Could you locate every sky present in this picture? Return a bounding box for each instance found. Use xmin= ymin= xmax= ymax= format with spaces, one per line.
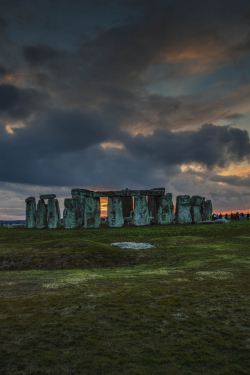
xmin=1 ymin=0 xmax=250 ymax=219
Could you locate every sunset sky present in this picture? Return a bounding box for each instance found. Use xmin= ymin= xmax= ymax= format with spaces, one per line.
xmin=1 ymin=0 xmax=250 ymax=219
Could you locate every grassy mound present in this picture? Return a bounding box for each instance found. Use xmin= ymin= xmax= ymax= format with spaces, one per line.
xmin=0 ymin=221 xmax=249 ymax=374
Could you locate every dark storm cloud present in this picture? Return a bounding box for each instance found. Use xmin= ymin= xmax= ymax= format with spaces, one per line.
xmin=0 ymin=16 xmax=9 ymax=32
xmin=0 ymin=84 xmax=49 ymax=121
xmin=0 ymin=65 xmax=10 ymax=77
xmin=23 ymin=45 xmax=59 ymax=67
xmin=0 ymin=0 xmax=250 ymax=215
xmin=124 ymin=124 xmax=250 ymax=169
xmin=223 ymin=113 xmax=246 ymax=121
xmin=0 ymin=108 xmax=117 ymax=185
xmin=210 ymin=173 xmax=250 ymax=187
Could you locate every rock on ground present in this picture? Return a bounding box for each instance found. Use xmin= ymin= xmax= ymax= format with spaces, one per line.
xmin=110 ymin=242 xmax=155 ymax=249
xmin=214 ymin=218 xmax=230 ymax=224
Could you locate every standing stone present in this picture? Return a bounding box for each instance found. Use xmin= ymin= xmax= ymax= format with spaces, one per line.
xmin=25 ymin=197 xmax=36 ymax=229
xmin=108 ymin=197 xmax=124 ymax=227
xmin=47 ymin=198 xmax=61 ymax=229
xmin=155 ymin=193 xmax=173 ymax=225
xmin=148 ymin=196 xmax=156 ymax=218
xmin=63 ymin=198 xmax=80 ymax=229
xmin=36 ymin=199 xmax=47 ymax=229
xmin=202 ymin=200 xmax=213 ymax=221
xmin=71 ymin=189 xmax=90 ymax=227
xmin=191 ymin=196 xmax=205 ymax=223
xmin=122 ymin=196 xmax=133 ymax=218
xmin=176 ymin=195 xmax=192 ymax=224
xmin=83 ymin=197 xmax=100 ymax=228
xmin=132 ymin=195 xmax=150 ymax=226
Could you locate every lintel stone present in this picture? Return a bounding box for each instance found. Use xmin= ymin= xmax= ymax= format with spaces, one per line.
xmin=92 ymin=188 xmax=165 ymax=198
xmin=40 ymin=194 xmax=56 ymax=200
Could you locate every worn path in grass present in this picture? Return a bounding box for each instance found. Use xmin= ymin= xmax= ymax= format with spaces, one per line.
xmin=0 ymin=222 xmax=249 ymax=374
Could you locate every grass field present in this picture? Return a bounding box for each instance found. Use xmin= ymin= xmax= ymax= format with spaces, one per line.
xmin=0 ymin=221 xmax=250 ymax=375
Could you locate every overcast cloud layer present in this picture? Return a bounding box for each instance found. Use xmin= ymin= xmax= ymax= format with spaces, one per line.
xmin=1 ymin=0 xmax=250 ymax=218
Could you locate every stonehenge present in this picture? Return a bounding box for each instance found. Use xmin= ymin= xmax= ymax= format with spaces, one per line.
xmin=25 ymin=188 xmax=213 ymax=229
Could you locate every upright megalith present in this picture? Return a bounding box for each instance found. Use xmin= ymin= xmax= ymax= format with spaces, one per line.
xmin=63 ymin=198 xmax=80 ymax=229
xmin=36 ymin=199 xmax=47 ymax=229
xmin=108 ymin=197 xmax=124 ymax=227
xmin=148 ymin=196 xmax=156 ymax=218
xmin=191 ymin=195 xmax=205 ymax=223
xmin=25 ymin=197 xmax=36 ymax=228
xmin=155 ymin=193 xmax=173 ymax=225
xmin=47 ymin=198 xmax=61 ymax=229
xmin=176 ymin=195 xmax=192 ymax=224
xmin=71 ymin=189 xmax=92 ymax=227
xmin=83 ymin=197 xmax=100 ymax=228
xmin=202 ymin=200 xmax=213 ymax=221
xmin=132 ymin=195 xmax=150 ymax=226
xmin=122 ymin=196 xmax=133 ymax=218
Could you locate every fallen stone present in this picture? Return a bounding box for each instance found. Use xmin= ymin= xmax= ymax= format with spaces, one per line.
xmin=8 ymin=223 xmax=25 ymax=228
xmin=40 ymin=194 xmax=56 ymax=200
xmin=214 ymin=218 xmax=230 ymax=224
xmin=110 ymin=242 xmax=155 ymax=249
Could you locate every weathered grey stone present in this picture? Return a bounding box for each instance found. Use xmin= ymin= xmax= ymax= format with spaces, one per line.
xmin=71 ymin=190 xmax=86 ymax=227
xmin=25 ymin=197 xmax=36 ymax=229
xmin=40 ymin=194 xmax=56 ymax=200
xmin=71 ymin=188 xmax=93 ymax=198
xmin=155 ymin=194 xmax=173 ymax=225
xmin=36 ymin=199 xmax=47 ymax=229
xmin=63 ymin=198 xmax=80 ymax=229
xmin=92 ymin=188 xmax=165 ymax=198
xmin=148 ymin=196 xmax=156 ymax=218
xmin=47 ymin=199 xmax=61 ymax=229
xmin=132 ymin=196 xmax=150 ymax=226
xmin=108 ymin=197 xmax=124 ymax=227
xmin=122 ymin=196 xmax=133 ymax=218
xmin=8 ymin=223 xmax=25 ymax=228
xmin=202 ymin=200 xmax=213 ymax=221
xmin=83 ymin=197 xmax=100 ymax=228
xmin=176 ymin=195 xmax=192 ymax=224
xmin=191 ymin=195 xmax=205 ymax=223
xmin=214 ymin=218 xmax=230 ymax=224
xmin=110 ymin=242 xmax=155 ymax=249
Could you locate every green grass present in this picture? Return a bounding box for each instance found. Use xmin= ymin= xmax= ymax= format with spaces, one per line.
xmin=0 ymin=221 xmax=250 ymax=374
